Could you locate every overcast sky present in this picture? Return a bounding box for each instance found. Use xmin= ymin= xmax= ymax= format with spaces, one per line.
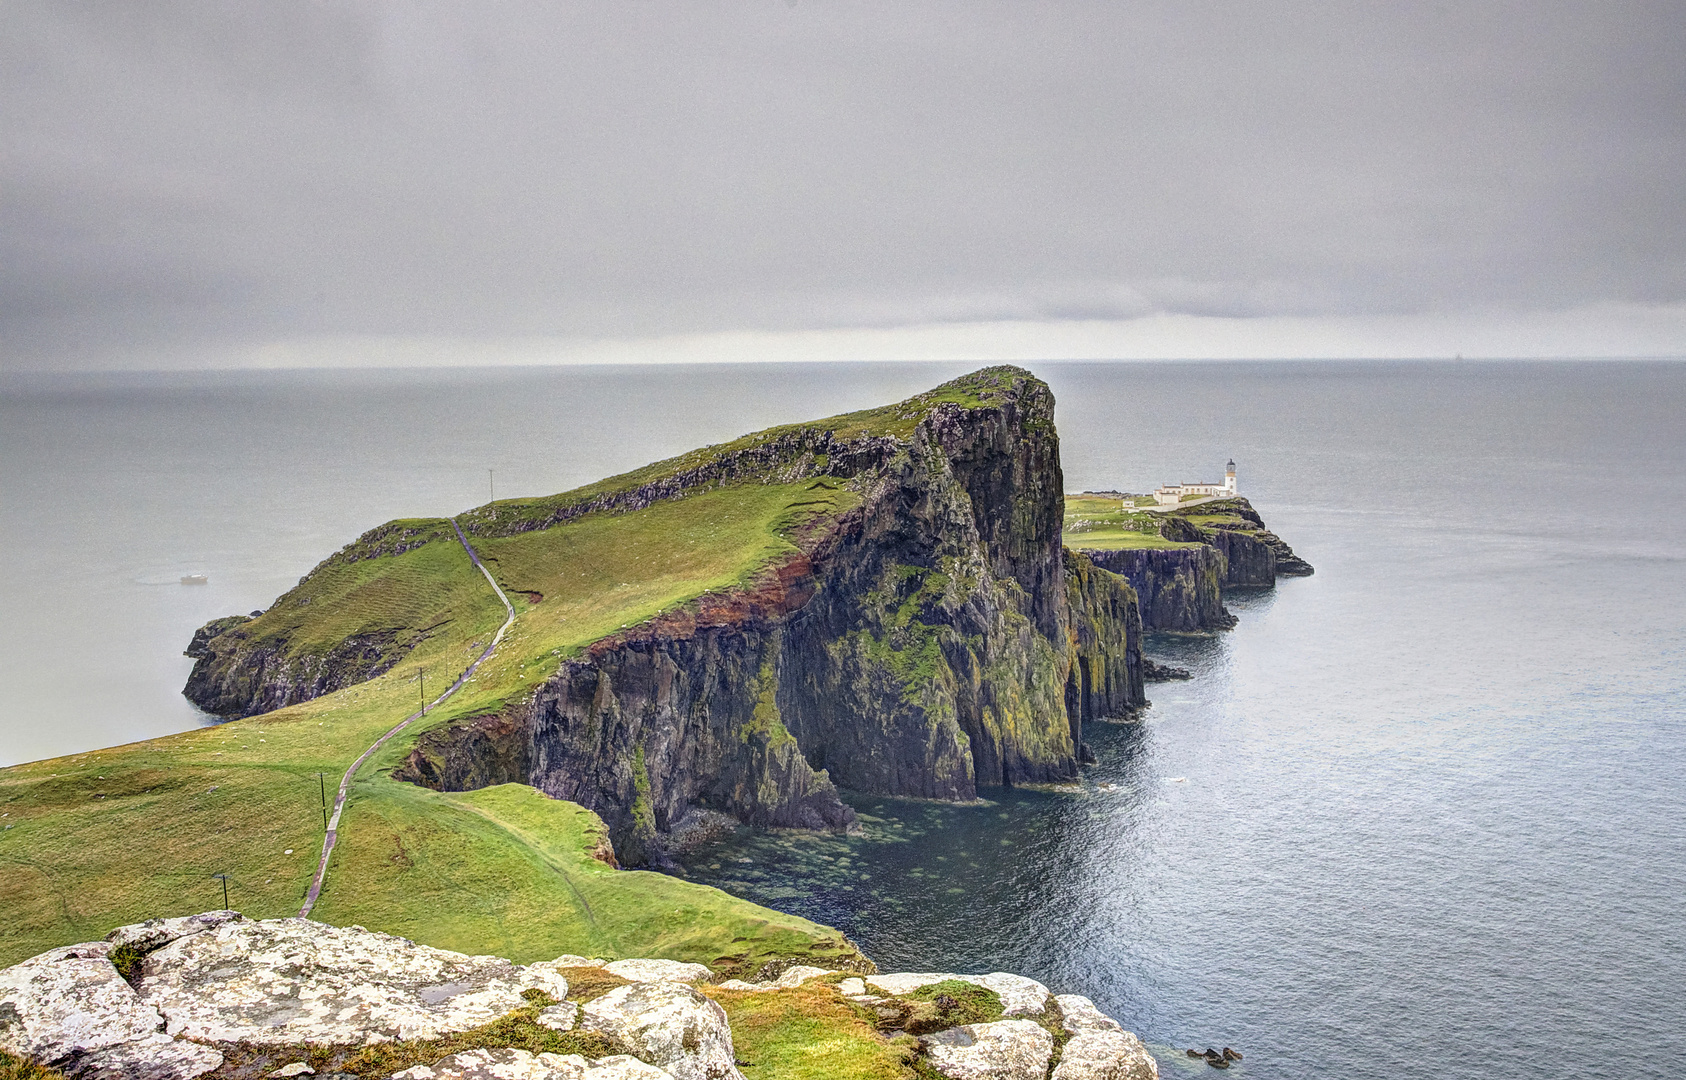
xmin=4 ymin=1 xmax=1684 ymax=369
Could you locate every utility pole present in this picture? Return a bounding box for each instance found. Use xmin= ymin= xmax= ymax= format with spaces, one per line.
xmin=488 ymin=469 xmax=495 ymax=521
xmin=417 ymin=668 xmax=426 ymax=715
xmin=213 ymin=873 xmax=229 ymax=910
xmin=318 ymin=773 xmax=328 ymax=832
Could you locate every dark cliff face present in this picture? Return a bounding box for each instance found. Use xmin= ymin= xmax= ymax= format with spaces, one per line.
xmin=1063 ymin=550 xmax=1145 ymax=726
xmin=397 ymin=369 xmax=1145 ymax=863
xmin=184 ymin=624 xmax=421 ymax=719
xmin=1073 ymin=497 xmax=1312 ymax=632
xmin=1082 ymin=547 xmax=1236 ymax=633
xmin=1206 ymin=528 xmax=1277 ymax=587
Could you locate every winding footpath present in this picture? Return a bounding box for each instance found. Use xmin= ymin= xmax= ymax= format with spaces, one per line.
xmin=299 ymin=518 xmax=517 ymax=919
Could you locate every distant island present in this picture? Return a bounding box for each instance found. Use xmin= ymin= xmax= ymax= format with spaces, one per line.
xmin=1 ymin=366 xmax=1303 ymax=1079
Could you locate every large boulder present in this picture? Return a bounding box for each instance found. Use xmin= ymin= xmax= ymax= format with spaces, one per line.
xmin=1051 ymin=1031 xmax=1159 ymax=1080
xmin=1051 ymin=995 xmax=1157 ymax=1080
xmin=580 ymin=981 xmax=743 ymax=1080
xmin=919 ymin=1018 xmax=1055 ymax=1080
xmin=0 ymin=943 xmax=222 ymax=1080
xmin=131 ymin=916 xmax=552 ymax=1044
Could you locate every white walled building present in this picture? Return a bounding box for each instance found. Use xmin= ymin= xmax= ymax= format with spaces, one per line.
xmin=1153 ymin=459 xmax=1237 ymax=505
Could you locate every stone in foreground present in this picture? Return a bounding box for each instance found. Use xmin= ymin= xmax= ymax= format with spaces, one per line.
xmin=919 ymin=1018 xmax=1055 ymax=1080
xmin=392 ymin=1048 xmax=670 ymax=1079
xmin=133 ymin=916 xmax=554 ymax=1044
xmin=0 ymin=942 xmax=223 ymax=1080
xmin=1052 ymin=1030 xmax=1159 ymax=1080
xmin=580 ymin=982 xmax=743 ymax=1080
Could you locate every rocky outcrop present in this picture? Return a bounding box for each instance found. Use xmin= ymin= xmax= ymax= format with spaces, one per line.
xmin=183 ymin=623 xmax=424 ymax=719
xmin=2 ymin=912 xmax=1156 ymax=1080
xmin=920 ymin=1019 xmax=1054 ymax=1080
xmin=1073 ymin=497 xmax=1311 ymax=631
xmin=1082 ymin=547 xmax=1234 ymax=634
xmin=1204 ymin=527 xmax=1276 ymax=587
xmin=396 ymin=369 xmax=1145 ymax=863
xmin=580 ymin=982 xmax=743 ymax=1080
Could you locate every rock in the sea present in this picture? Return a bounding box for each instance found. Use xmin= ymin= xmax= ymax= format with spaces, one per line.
xmin=601 ymin=958 xmax=712 ymax=985
xmin=0 ymin=943 xmax=223 ymax=1080
xmin=1052 ymin=1030 xmax=1159 ymax=1080
xmin=580 ymin=981 xmax=743 ymax=1080
xmin=867 ymin=972 xmax=1050 ymax=1017
xmin=132 ymin=916 xmax=539 ymax=1044
xmin=919 ymin=1018 xmax=1054 ymax=1080
xmin=391 ymin=1048 xmax=669 ymax=1080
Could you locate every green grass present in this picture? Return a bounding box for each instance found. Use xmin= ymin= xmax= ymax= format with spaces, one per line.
xmin=0 ymin=1052 xmax=65 ymax=1080
xmin=0 ymin=480 xmax=866 ymax=970
xmin=1061 ymin=494 xmax=1202 ymax=550
xmin=706 ymin=981 xmax=921 ymax=1080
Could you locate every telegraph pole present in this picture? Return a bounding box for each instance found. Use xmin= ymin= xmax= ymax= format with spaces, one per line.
xmin=488 ymin=469 xmax=495 ymax=521
xmin=318 ymin=772 xmax=328 ymax=832
xmin=417 ymin=668 xmax=427 ymax=715
xmin=213 ymin=873 xmax=229 ymax=910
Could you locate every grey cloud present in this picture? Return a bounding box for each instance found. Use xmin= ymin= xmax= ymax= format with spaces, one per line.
xmin=2 ymin=0 xmax=1683 ymax=363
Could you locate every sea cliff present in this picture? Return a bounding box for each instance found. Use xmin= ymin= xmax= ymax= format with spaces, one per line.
xmin=1068 ymin=496 xmax=1312 ymax=633
xmin=184 ymin=368 xmax=1146 ymax=864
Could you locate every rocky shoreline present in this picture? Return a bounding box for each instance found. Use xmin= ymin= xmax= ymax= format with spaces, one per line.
xmin=1 ymin=912 xmax=1158 ymax=1080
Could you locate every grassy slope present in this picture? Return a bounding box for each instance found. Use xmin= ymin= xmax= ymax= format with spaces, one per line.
xmin=0 ymin=370 xmax=1039 ymax=969
xmin=1061 ymin=493 xmax=1202 ymax=550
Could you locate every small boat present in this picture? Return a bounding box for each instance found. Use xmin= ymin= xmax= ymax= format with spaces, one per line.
xmin=180 ymin=574 xmax=208 ymax=586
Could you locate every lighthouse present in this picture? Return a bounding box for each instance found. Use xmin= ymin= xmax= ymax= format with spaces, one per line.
xmin=1224 ymin=459 xmax=1237 ymax=495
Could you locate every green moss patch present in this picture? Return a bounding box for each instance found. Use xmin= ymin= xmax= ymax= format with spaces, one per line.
xmin=707 ymin=983 xmax=920 ymax=1080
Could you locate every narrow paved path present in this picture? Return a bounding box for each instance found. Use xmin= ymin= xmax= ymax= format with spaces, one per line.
xmin=299 ymin=518 xmax=516 ymax=919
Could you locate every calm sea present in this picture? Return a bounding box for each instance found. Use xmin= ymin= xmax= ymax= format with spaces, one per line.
xmin=3 ymin=360 xmax=1683 ymax=1079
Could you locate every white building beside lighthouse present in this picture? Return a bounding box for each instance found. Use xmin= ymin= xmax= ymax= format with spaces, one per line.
xmin=1153 ymin=459 xmax=1238 ymax=505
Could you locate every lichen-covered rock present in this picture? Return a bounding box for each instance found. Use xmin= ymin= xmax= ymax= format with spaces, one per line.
xmin=579 ymin=982 xmax=743 ymax=1080
xmin=1054 ymin=993 xmax=1122 ymax=1033
xmin=919 ymin=1018 xmax=1054 ymax=1080
xmin=714 ymin=965 xmax=832 ymax=991
xmin=390 ymin=1048 xmax=669 ymax=1080
xmin=0 ymin=943 xmax=222 ymax=1080
xmin=106 ymin=910 xmax=245 ymax=956
xmin=536 ymin=1002 xmax=579 ymax=1031
xmin=866 ymin=972 xmax=1050 ymax=1017
xmin=133 ymin=918 xmax=536 ymax=1044
xmin=601 ymin=959 xmax=711 ymax=985
xmin=1051 ymin=1031 xmax=1158 ymax=1080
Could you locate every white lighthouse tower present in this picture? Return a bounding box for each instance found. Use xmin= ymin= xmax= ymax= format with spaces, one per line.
xmin=1224 ymin=459 xmax=1237 ymax=495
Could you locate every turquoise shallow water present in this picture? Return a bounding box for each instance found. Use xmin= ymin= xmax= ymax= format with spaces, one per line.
xmin=3 ymin=360 xmax=1683 ymax=1079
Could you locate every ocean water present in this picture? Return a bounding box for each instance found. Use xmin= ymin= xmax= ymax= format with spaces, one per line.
xmin=3 ymin=360 xmax=1684 ymax=1079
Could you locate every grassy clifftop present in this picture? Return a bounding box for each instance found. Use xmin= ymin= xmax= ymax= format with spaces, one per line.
xmin=0 ymin=368 xmax=1041 ymax=971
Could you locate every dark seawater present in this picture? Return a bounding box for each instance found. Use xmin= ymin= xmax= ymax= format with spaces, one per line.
xmin=3 ymin=360 xmax=1684 ymax=1079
